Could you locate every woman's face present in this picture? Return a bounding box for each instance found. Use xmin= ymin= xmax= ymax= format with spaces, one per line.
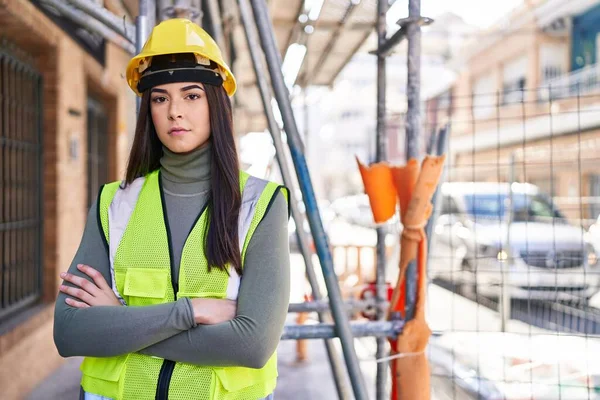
xmin=150 ymin=81 xmax=211 ymax=153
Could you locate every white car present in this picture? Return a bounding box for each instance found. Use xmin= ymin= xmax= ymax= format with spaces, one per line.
xmin=429 ymin=182 xmax=600 ymax=302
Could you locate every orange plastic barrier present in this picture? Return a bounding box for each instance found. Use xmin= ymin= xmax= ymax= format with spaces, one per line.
xmin=356 ymin=157 xmax=397 ymax=223
xmin=357 ymin=155 xmax=446 ymax=400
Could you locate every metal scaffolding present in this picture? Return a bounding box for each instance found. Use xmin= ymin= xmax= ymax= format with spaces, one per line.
xmin=235 ymin=0 xmax=351 ymax=397
xmin=374 ymin=0 xmax=389 ymax=397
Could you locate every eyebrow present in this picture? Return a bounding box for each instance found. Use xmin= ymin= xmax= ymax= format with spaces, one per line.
xmin=150 ymin=85 xmax=205 ymax=94
xmin=181 ymin=84 xmax=204 ymax=92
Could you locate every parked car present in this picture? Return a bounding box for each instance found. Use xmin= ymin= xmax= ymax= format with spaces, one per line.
xmin=429 ymin=182 xmax=600 ymax=301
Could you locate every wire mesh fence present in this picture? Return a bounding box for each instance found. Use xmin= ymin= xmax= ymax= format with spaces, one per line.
xmin=422 ymin=85 xmax=600 ymax=399
xmin=303 ymin=84 xmax=600 ymax=398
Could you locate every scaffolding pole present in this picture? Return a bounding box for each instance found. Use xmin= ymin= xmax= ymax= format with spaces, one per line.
xmin=67 ymin=0 xmax=136 ymax=43
xmin=136 ymin=0 xmax=149 ymax=54
xmin=236 ymin=0 xmax=351 ymax=398
xmin=157 ymin=0 xmax=171 ymax=21
xmin=375 ymin=0 xmax=389 ymax=399
xmin=40 ymin=0 xmax=135 ymax=54
xmin=147 ymin=0 xmax=156 ymax=36
xmin=288 ymin=299 xmax=375 ymax=314
xmin=135 ymin=0 xmax=149 ymax=113
xmin=247 ymin=0 xmax=369 ymax=398
xmin=204 ymin=0 xmax=226 ymax=54
xmin=282 ymin=321 xmax=404 ymax=340
xmin=404 ymin=0 xmax=422 ymax=323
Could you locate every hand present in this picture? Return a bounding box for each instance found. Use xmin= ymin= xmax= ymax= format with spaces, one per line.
xmin=59 ymin=264 xmax=122 ymax=308
xmin=191 ymin=298 xmax=237 ymax=325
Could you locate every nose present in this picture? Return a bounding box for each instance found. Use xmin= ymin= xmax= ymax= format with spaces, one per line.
xmin=168 ymin=99 xmax=183 ymax=120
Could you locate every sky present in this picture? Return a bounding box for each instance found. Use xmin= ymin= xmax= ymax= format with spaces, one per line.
xmin=387 ymin=0 xmax=526 ymax=29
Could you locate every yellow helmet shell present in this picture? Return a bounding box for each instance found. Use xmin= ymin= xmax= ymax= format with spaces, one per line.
xmin=126 ymin=18 xmax=237 ymax=97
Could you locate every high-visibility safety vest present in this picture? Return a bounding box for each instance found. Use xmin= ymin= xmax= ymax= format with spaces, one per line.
xmin=80 ymin=169 xmax=289 ymax=400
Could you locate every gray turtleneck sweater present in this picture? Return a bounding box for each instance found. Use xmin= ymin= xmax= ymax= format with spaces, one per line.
xmin=53 ymin=143 xmax=290 ymax=368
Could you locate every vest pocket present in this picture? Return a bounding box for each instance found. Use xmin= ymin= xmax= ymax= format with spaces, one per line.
xmin=80 ymin=354 xmax=130 ymax=399
xmin=123 ymin=268 xmax=169 ymax=306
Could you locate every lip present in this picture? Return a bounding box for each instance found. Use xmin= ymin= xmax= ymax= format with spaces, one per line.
xmin=169 ymin=127 xmax=189 ymax=136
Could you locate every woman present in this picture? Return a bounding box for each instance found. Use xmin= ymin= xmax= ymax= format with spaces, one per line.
xmin=53 ymin=18 xmax=290 ymax=400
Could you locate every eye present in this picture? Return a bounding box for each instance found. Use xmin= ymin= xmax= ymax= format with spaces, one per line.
xmin=186 ymin=93 xmax=201 ymax=100
xmin=151 ymin=96 xmax=167 ymax=103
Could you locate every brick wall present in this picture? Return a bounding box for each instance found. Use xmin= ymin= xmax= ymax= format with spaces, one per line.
xmin=0 ymin=1 xmax=133 ymax=397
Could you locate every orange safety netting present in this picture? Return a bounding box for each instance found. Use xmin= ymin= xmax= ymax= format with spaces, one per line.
xmin=357 ymin=155 xmax=446 ymax=400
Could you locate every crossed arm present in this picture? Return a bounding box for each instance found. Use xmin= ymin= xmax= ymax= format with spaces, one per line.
xmin=53 ymin=193 xmax=290 ymax=369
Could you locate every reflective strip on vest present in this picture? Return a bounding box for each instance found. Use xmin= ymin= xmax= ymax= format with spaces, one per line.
xmin=107 ymin=175 xmax=267 ymax=302
xmin=226 ymin=176 xmax=268 ymax=300
xmin=82 ymin=391 xmax=113 ymax=400
xmin=107 ymin=177 xmax=146 ymax=305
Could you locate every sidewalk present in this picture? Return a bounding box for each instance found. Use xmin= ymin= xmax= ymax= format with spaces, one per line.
xmin=27 ymin=338 xmax=378 ymax=400
xmin=27 ymin=357 xmax=82 ymax=400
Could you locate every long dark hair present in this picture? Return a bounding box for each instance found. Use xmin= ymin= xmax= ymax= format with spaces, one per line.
xmin=125 ymin=85 xmax=242 ymax=275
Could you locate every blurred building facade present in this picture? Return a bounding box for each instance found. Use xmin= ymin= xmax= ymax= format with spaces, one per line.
xmin=427 ymin=0 xmax=600 ymax=222
xmin=0 ymin=0 xmax=135 ymax=396
xmin=298 ymin=12 xmax=473 ymax=202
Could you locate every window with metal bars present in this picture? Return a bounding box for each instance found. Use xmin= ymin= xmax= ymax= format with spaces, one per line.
xmin=86 ymin=96 xmax=109 ymax=209
xmin=0 ymin=40 xmax=43 ymax=322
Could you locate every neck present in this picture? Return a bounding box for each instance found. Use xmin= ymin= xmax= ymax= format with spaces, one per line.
xmin=160 ymin=141 xmax=212 ymax=189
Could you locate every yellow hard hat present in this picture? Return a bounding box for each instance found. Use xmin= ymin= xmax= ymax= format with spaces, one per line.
xmin=126 ymin=18 xmax=237 ymax=97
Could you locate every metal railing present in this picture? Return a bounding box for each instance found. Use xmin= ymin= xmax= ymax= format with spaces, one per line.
xmin=0 ymin=39 xmax=44 ymax=322
xmin=538 ymin=63 xmax=600 ymax=101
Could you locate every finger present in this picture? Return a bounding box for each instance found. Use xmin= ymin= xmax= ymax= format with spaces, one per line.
xmin=77 ymin=264 xmax=111 ymax=291
xmin=60 ymin=272 xmax=100 ymax=297
xmin=65 ymin=297 xmax=90 ymax=308
xmin=59 ymin=284 xmax=95 ymax=305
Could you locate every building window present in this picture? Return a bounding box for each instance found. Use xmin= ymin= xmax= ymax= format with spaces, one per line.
xmin=542 ymin=66 xmax=563 ymax=83
xmin=0 ymin=43 xmax=44 ymax=322
xmin=539 ymin=43 xmax=566 ymax=84
xmin=502 ymin=56 xmax=528 ymax=105
xmin=502 ymin=77 xmax=526 ymax=104
xmin=472 ymin=74 xmax=495 ymax=120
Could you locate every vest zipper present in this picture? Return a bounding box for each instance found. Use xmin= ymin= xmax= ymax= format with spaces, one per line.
xmin=156 ymin=360 xmax=176 ymax=400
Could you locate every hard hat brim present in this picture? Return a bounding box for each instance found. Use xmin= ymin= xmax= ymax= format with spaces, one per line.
xmin=126 ymin=50 xmax=237 ymax=97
